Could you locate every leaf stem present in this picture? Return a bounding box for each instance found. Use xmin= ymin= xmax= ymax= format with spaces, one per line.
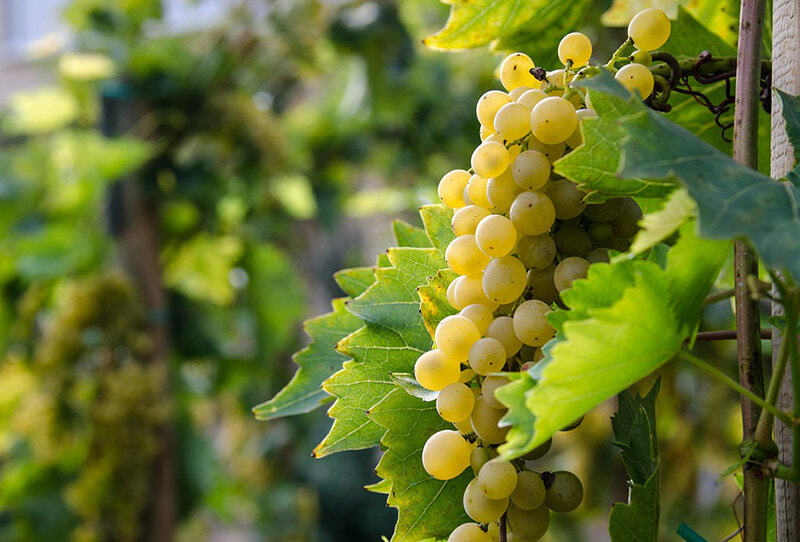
xmin=704 ymin=288 xmax=736 ymax=305
xmin=604 ymin=37 xmax=633 ymax=71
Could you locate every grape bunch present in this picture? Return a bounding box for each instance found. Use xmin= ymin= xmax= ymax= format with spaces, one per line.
xmin=414 ymin=9 xmax=671 ymax=542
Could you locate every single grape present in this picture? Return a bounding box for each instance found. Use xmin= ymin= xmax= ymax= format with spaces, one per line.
xmin=523 ymin=438 xmax=552 ymax=460
xmin=466 ymin=174 xmax=492 ymax=209
xmin=584 ymin=198 xmax=625 ymax=222
xmin=448 ymin=523 xmax=492 ymax=542
xmin=588 ymin=222 xmax=614 ymax=244
xmin=628 ymin=8 xmax=671 ymax=52
xmin=507 ymin=502 xmax=550 ymax=540
xmin=438 ymin=169 xmax=471 ymax=208
xmin=615 ymin=62 xmax=655 ymax=98
xmin=518 ymin=88 xmax=548 ymax=109
xmin=470 ymin=446 xmax=492 ymax=476
xmin=543 ymin=471 xmax=583 ymax=512
xmin=483 ymin=255 xmax=527 ymax=304
xmin=479 ymin=124 xmax=495 ymax=141
xmin=468 ymin=337 xmax=507 ymax=375
xmin=454 ymin=273 xmax=499 ymax=310
xmin=453 ymin=416 xmax=474 ymax=436
xmin=422 ymin=430 xmax=472 ymax=480
xmin=471 ymin=396 xmax=509 ymax=445
xmin=586 ymin=247 xmax=610 ymax=263
xmin=475 ymin=214 xmax=517 ymax=258
xmin=486 ymin=169 xmax=522 ymax=214
xmin=528 ymin=136 xmax=566 ymax=162
xmin=478 ymin=458 xmax=518 ymax=499
xmin=437 ymin=382 xmax=476 ymax=423
xmin=510 ymin=471 xmax=546 ymax=510
xmin=516 ymin=234 xmax=556 ymax=270
xmin=415 ymin=349 xmax=460 ymax=391
xmin=632 ymin=49 xmax=652 ymax=65
xmin=512 ymin=150 xmax=550 ymax=191
xmin=510 ymin=191 xmax=556 ymax=236
xmin=546 ymin=69 xmax=567 ymax=87
xmin=509 ymin=85 xmax=532 ymax=101
xmin=452 ymin=205 xmax=491 ymax=236
xmin=553 ymin=224 xmax=592 ymax=257
xmin=460 ymin=303 xmax=494 ymax=335
xmin=472 ymin=141 xmax=511 ymax=179
xmin=554 ymin=257 xmax=590 ymax=292
xmin=482 ymin=375 xmax=510 ymax=409
xmin=499 ymin=52 xmax=539 ymax=91
xmin=447 ymin=276 xmax=462 ymax=309
xmin=463 ymin=478 xmax=509 ymax=524
xmin=513 ymin=300 xmax=555 ymax=347
xmin=486 ymin=316 xmax=523 ymax=357
xmin=565 ymin=108 xmax=597 ymax=148
xmin=527 ymin=265 xmax=560 ymax=305
xmin=459 ymin=368 xmax=477 ymax=383
xmin=436 ymin=315 xmax=481 ymax=363
xmin=476 ymin=90 xmax=512 ymax=127
xmin=446 ymin=235 xmax=490 ymax=276
xmin=494 ymin=102 xmax=532 ymax=141
xmin=547 ymin=179 xmax=586 ymax=219
xmin=611 ymin=199 xmax=642 ymax=238
xmin=530 ymin=97 xmax=578 ymax=144
xmin=558 ymin=32 xmax=592 ymax=67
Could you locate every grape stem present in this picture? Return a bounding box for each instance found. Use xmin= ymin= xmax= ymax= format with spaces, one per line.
xmin=499 ymin=513 xmax=507 ymax=542
xmin=604 ymin=37 xmax=633 ymax=71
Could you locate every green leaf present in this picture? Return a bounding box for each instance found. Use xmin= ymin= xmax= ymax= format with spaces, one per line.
xmin=3 ymin=87 xmax=79 ymax=135
xmin=662 ymin=7 xmax=735 ymax=58
xmin=609 ymin=471 xmax=660 ymax=542
xmin=420 ymin=204 xmax=454 ymax=257
xmin=610 ymin=381 xmax=660 ymax=485
xmin=391 ymin=373 xmax=438 ymax=402
xmin=393 ymin=219 xmax=432 ymax=248
xmin=630 ymin=189 xmax=696 ymax=254
xmin=364 ymin=478 xmax=392 ymax=494
xmin=419 ymin=269 xmax=458 ymax=339
xmin=778 ymin=90 xmax=800 ymax=184
xmin=335 ymin=266 xmax=379 ymax=298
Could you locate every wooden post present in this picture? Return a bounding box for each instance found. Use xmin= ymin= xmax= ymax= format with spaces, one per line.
xmin=771 ymin=1 xmax=800 ymax=540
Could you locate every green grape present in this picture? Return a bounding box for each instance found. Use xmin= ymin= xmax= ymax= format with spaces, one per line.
xmin=446 ymin=234 xmax=490 ymax=276
xmin=475 ymin=214 xmax=517 ymax=258
xmin=453 ymin=205 xmax=491 ymax=236
xmin=526 ymin=265 xmax=560 ymax=305
xmin=523 ymin=438 xmax=552 ymax=460
xmin=422 ymin=430 xmax=472 ymax=480
xmin=454 ymin=273 xmax=499 ymax=311
xmin=437 ymin=382 xmax=476 ymax=423
xmin=565 ymin=108 xmax=597 ymax=148
xmin=512 ymin=150 xmax=550 ymax=191
xmin=554 ymin=257 xmax=590 ymax=292
xmin=472 ymin=141 xmax=511 ymax=179
xmin=558 ymin=32 xmax=592 ymax=67
xmin=611 ymin=199 xmax=642 ymax=238
xmin=587 ymin=222 xmax=614 ymax=244
xmin=510 ymin=191 xmax=556 ymax=236
xmin=553 ymin=224 xmax=592 ymax=257
xmin=447 ymin=276 xmax=462 ymax=309
xmin=543 ymin=471 xmax=583 ymax=512
xmin=415 ymin=349 xmax=460 ymax=391
xmin=499 ymin=52 xmax=539 ymax=91
xmin=628 ymin=8 xmax=671 ymax=52
xmin=471 ymin=446 xmax=492 ymax=475
xmin=483 ymin=255 xmax=527 ymax=304
xmin=480 ymin=124 xmax=496 ymax=141
xmin=436 ymin=315 xmax=482 ymax=363
xmin=463 ymin=478 xmax=509 ymax=524
xmin=530 ymin=97 xmax=577 ymax=145
xmin=454 ymin=415 xmax=475 ymax=435
xmin=494 ymin=102 xmax=532 ymax=141
xmin=510 ymin=471 xmax=546 ymax=510
xmin=467 ymin=174 xmax=492 ymax=209
xmin=583 ymin=198 xmax=625 ymax=222
xmin=527 ymin=136 xmax=566 ymax=162
xmin=586 ymin=247 xmax=610 ymax=263
xmin=439 ymin=169 xmax=471 ymax=208
xmin=518 ymin=89 xmax=548 ymax=109
xmin=468 ymin=337 xmax=507 ymax=375
xmin=616 ymin=62 xmax=655 ymax=98
xmin=478 ymin=458 xmax=518 ymax=499
xmin=471 ymin=396 xmax=509 ymax=444
xmin=547 ymin=179 xmax=586 ymax=219
xmin=482 ymin=375 xmax=510 ymax=409
xmin=516 ymin=234 xmax=556 ymax=270
xmin=513 ymin=300 xmax=555 ymax=347
xmin=463 ymin=186 xmax=474 ymax=206
xmin=632 ymin=49 xmax=652 ymax=65
xmin=486 ymin=316 xmax=523 ymax=357
xmin=546 ymin=69 xmax=567 ymax=87
xmin=476 ymin=90 xmax=512 ymax=127
xmin=460 ymin=303 xmax=495 ymax=335
xmin=448 ymin=523 xmax=492 ymax=542
xmin=509 ymin=85 xmax=532 ymax=100
xmin=487 ymin=169 xmax=522 ymax=214
xmin=460 ymin=368 xmax=477 ymax=383
xmin=507 ymin=502 xmax=550 ymax=540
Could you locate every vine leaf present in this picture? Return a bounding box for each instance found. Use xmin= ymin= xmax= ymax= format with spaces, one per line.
xmin=609 ymin=472 xmax=660 ymax=542
xmin=629 ymin=189 xmax=696 ymax=254
xmin=778 ymin=89 xmax=800 ymax=185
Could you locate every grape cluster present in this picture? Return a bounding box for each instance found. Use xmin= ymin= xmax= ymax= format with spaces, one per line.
xmin=416 ymin=10 xmax=671 ymax=541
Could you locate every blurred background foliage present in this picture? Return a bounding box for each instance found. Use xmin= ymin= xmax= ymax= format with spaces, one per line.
xmin=0 ymin=0 xmax=751 ymax=540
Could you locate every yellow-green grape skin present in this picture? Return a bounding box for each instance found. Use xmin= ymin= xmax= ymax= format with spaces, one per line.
xmin=447 ymin=523 xmax=492 ymax=542
xmin=478 ymin=459 xmax=518 ymax=499
xmin=452 ymin=205 xmax=492 ymax=236
xmin=483 ymin=255 xmax=527 ymax=305
xmin=454 ymin=273 xmax=499 ymax=311
xmin=422 ymin=430 xmax=472 ymax=480
xmin=436 ymin=315 xmax=482 ymax=363
xmin=438 ymin=169 xmax=471 ymax=209
xmin=553 ymin=224 xmax=592 ymax=257
xmin=510 ymin=471 xmax=547 ymax=510
xmin=471 ymin=396 xmax=509 ymax=445
xmin=453 ymin=416 xmax=475 ymax=435
xmin=544 ymin=471 xmax=584 ymax=512
xmin=611 ymin=199 xmax=642 ymax=238
xmin=415 ymin=349 xmax=460 ymax=391
xmin=499 ymin=52 xmax=539 ymax=91
xmin=475 ymin=214 xmax=517 ymax=258
xmin=476 ymin=90 xmax=512 ymax=127
xmin=517 ymin=234 xmax=556 ymax=270
xmin=507 ymin=502 xmax=550 ymax=540
xmin=437 ymin=382 xmax=476 ymax=423
xmin=546 ymin=69 xmax=567 ymax=87
xmin=524 ymin=438 xmax=552 ymax=460
xmin=472 ymin=141 xmax=511 ymax=179
xmin=588 ymin=222 xmax=614 ymax=245
xmin=509 ymin=85 xmax=532 ymax=100
xmin=530 ymin=97 xmax=578 ymax=144
xmin=512 ymin=150 xmax=550 ymax=191
xmin=459 ymin=368 xmax=477 ymax=384
xmin=518 ymin=89 xmax=548 ymax=110
xmin=470 ymin=447 xmax=491 ymax=476
xmin=558 ymin=32 xmax=592 ymax=67
xmin=463 ymin=478 xmax=509 ymax=524
xmin=565 ymin=108 xmax=597 ymax=148
xmin=510 ymin=191 xmax=557 ymax=236
xmin=628 ymin=8 xmax=671 ymax=52
xmin=468 ymin=337 xmax=507 ymax=375
xmin=486 ymin=170 xmax=522 ymax=214
xmin=460 ymin=303 xmax=494 ymax=335
xmin=547 ymin=179 xmax=586 ymax=219
xmin=527 ymin=265 xmax=560 ymax=304
xmin=447 ymin=276 xmax=462 ymax=309
xmin=446 ymin=235 xmax=490 ymax=276
xmin=486 ymin=316 xmax=522 ymax=357
xmin=554 ymin=256 xmax=590 ymax=292
xmin=513 ymin=300 xmax=555 ymax=347
xmin=616 ymin=62 xmax=655 ymax=98
xmin=482 ymin=375 xmax=510 ymax=409
xmin=467 ymin=174 xmax=492 ymax=209
xmin=479 ymin=124 xmax=495 ymax=141
xmin=587 ymin=247 xmax=610 ymax=263
xmin=494 ymin=102 xmax=532 ymax=141
xmin=632 ymin=49 xmax=652 ymax=65
xmin=528 ymin=136 xmax=566 ymax=162
xmin=584 ymin=197 xmax=625 ymax=222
